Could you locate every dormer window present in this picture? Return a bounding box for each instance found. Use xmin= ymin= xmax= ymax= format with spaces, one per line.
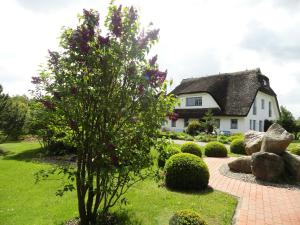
xmin=186 ymin=97 xmax=202 ymax=106
xmin=262 ymin=79 xmax=268 ymax=86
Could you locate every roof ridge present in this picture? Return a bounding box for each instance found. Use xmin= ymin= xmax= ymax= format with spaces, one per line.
xmin=181 ymin=68 xmax=261 ymax=84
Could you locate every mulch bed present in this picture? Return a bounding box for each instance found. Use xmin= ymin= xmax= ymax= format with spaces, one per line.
xmin=219 ymin=163 xmax=300 ymax=190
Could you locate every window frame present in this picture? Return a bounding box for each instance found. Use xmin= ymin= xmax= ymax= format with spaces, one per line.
xmin=259 ymin=120 xmax=263 ymax=132
xmin=261 ymin=99 xmax=265 ymax=110
xmin=269 ymin=101 xmax=272 ymax=117
xmin=253 ymin=99 xmax=257 ymax=115
xmin=253 ymin=120 xmax=256 ymax=130
xmin=171 ymin=120 xmax=176 ymax=127
xmin=230 ymin=119 xmax=238 ymax=129
xmin=186 ymin=97 xmax=202 ymax=107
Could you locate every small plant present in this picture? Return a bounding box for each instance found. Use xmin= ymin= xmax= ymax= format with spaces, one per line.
xmin=230 ymin=138 xmax=246 ymax=154
xmin=169 ymin=210 xmax=207 ymax=225
xmin=186 ymin=121 xmax=201 ymax=136
xmin=165 ymin=153 xmax=209 ymax=190
xmin=289 ymin=146 xmax=300 ymax=156
xmin=158 ymin=145 xmax=181 ymax=168
xmin=204 ymin=141 xmax=228 ymax=157
xmin=181 ymin=142 xmax=202 ymax=157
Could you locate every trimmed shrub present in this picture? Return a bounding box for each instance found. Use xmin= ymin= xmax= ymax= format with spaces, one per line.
xmin=158 ymin=145 xmax=181 ymax=168
xmin=186 ymin=121 xmax=201 ymax=136
xmin=165 ymin=153 xmax=209 ymax=190
xmin=204 ymin=141 xmax=228 ymax=157
xmin=169 ymin=210 xmax=207 ymax=225
xmin=230 ymin=138 xmax=246 ymax=154
xmin=289 ymin=146 xmax=300 ymax=156
xmin=181 ymin=142 xmax=202 ymax=157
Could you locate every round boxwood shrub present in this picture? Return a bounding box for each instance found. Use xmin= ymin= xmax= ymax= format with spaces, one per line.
xmin=158 ymin=145 xmax=181 ymax=168
xmin=204 ymin=141 xmax=227 ymax=157
xmin=230 ymin=138 xmax=246 ymax=154
xmin=289 ymin=147 xmax=300 ymax=156
xmin=169 ymin=210 xmax=207 ymax=225
xmin=181 ymin=142 xmax=202 ymax=157
xmin=186 ymin=121 xmax=201 ymax=136
xmin=165 ymin=153 xmax=209 ymax=190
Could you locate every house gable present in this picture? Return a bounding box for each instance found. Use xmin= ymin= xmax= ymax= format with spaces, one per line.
xmin=170 ymin=68 xmax=279 ymax=117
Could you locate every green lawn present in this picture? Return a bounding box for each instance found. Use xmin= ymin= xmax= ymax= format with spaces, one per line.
xmin=0 ymin=142 xmax=237 ymax=225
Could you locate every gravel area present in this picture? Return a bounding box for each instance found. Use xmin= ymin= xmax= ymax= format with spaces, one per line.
xmin=219 ymin=163 xmax=300 ymax=190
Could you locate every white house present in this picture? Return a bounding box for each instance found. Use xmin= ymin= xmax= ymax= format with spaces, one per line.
xmin=162 ymin=68 xmax=280 ymax=133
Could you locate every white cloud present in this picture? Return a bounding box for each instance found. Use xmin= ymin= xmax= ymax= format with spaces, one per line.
xmin=0 ymin=0 xmax=299 ymax=117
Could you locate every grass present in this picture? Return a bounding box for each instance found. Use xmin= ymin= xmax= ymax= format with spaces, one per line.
xmin=0 ymin=141 xmax=237 ymax=225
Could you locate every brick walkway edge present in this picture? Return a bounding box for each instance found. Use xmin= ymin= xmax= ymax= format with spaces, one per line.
xmin=204 ymin=157 xmax=300 ymax=225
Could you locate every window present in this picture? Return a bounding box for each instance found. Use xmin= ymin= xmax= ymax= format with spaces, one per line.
xmin=231 ymin=119 xmax=238 ymax=129
xmin=259 ymin=120 xmax=263 ymax=132
xmin=184 ymin=118 xmax=189 ymax=127
xmin=253 ymin=99 xmax=257 ymax=115
xmin=261 ymin=99 xmax=265 ymax=110
xmin=161 ymin=120 xmax=166 ymax=126
xmin=250 ymin=119 xmax=252 ymax=130
xmin=171 ymin=120 xmax=176 ymax=127
xmin=214 ymin=119 xmax=220 ymax=129
xmin=186 ymin=97 xmax=202 ymax=106
xmin=269 ymin=101 xmax=272 ymax=117
xmin=253 ymin=120 xmax=256 ymax=130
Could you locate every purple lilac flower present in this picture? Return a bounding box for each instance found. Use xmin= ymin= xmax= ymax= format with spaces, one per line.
xmin=69 ymin=26 xmax=93 ymax=54
xmin=128 ymin=6 xmax=137 ymax=22
xmin=31 ymin=76 xmax=42 ymax=84
xmin=40 ymin=100 xmax=55 ymax=111
xmin=83 ymin=9 xmax=99 ymax=28
xmin=168 ymin=112 xmax=178 ymax=121
xmin=111 ymin=5 xmax=122 ymax=37
xmin=149 ymin=55 xmax=157 ymax=66
xmin=48 ymin=50 xmax=60 ymax=67
xmin=98 ymin=35 xmax=110 ymax=46
xmin=147 ymin=29 xmax=160 ymax=41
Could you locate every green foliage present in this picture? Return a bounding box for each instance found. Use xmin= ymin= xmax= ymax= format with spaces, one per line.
xmin=201 ymin=110 xmax=215 ymax=134
xmin=186 ymin=121 xmax=202 ymax=136
xmin=227 ymin=133 xmax=244 ymax=143
xmin=169 ymin=210 xmax=207 ymax=225
xmin=0 ymin=96 xmax=27 ymax=141
xmin=165 ymin=153 xmax=209 ymax=190
xmin=158 ymin=131 xmax=194 ymax=141
xmin=180 ymin=142 xmax=202 ymax=157
xmin=204 ymin=141 xmax=228 ymax=157
xmin=277 ymin=106 xmax=299 ymax=138
xmin=158 ymin=144 xmax=181 ymax=168
xmin=32 ymin=4 xmax=176 ymax=224
xmin=289 ymin=146 xmax=300 ymax=156
xmin=230 ymin=139 xmax=246 ymax=155
xmin=217 ymin=135 xmax=230 ymax=144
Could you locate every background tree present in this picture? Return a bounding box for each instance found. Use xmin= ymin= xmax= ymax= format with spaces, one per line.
xmin=277 ymin=106 xmax=299 ymax=139
xmin=33 ymin=4 xmax=175 ymax=224
xmin=201 ymin=110 xmax=215 ymax=134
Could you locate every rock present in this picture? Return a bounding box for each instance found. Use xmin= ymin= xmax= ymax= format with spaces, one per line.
xmin=244 ymin=130 xmax=265 ymax=155
xmin=261 ymin=123 xmax=294 ymax=155
xmin=251 ymin=152 xmax=284 ymax=181
xmin=228 ymin=156 xmax=252 ymax=173
xmin=282 ymin=151 xmax=300 ymax=181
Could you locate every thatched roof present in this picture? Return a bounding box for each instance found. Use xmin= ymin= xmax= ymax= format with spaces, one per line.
xmin=171 ymin=68 xmax=279 ymax=117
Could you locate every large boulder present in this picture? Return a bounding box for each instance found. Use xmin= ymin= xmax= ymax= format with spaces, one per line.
xmin=261 ymin=123 xmax=294 ymax=155
xmin=282 ymin=151 xmax=300 ymax=181
xmin=251 ymin=152 xmax=284 ymax=181
xmin=244 ymin=131 xmax=265 ymax=155
xmin=228 ymin=156 xmax=252 ymax=173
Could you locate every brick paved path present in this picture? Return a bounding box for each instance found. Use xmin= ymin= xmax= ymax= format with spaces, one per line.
xmin=204 ymin=157 xmax=300 ymax=225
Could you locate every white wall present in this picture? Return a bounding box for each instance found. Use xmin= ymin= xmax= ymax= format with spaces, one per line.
xmin=162 ymin=91 xmax=280 ymax=134
xmin=245 ymin=91 xmax=280 ymax=132
xmin=175 ymin=92 xmax=220 ymax=109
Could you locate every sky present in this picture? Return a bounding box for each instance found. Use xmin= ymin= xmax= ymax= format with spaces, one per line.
xmin=0 ymin=0 xmax=300 ymax=117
